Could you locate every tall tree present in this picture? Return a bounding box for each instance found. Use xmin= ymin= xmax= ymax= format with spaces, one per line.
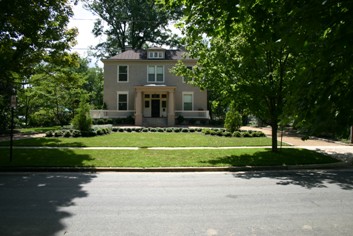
xmin=169 ymin=0 xmax=296 ymax=152
xmin=84 ymin=0 xmax=182 ymax=57
xmin=286 ymin=0 xmax=353 ymax=138
xmin=0 ymin=0 xmax=77 ymax=131
xmin=19 ymin=53 xmax=87 ymax=127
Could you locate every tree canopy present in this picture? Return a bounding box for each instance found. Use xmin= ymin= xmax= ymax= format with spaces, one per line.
xmin=0 ymin=0 xmax=77 ymax=131
xmin=164 ymin=0 xmax=353 ymax=150
xmin=84 ymin=0 xmax=182 ymax=57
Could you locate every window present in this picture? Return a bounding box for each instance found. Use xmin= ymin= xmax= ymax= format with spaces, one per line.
xmin=183 ymin=92 xmax=193 ymax=111
xmin=118 ymin=65 xmax=128 ymax=82
xmin=147 ymin=65 xmax=164 ymax=83
xmin=148 ymin=51 xmax=164 ymax=59
xmin=117 ymin=92 xmax=128 ymax=110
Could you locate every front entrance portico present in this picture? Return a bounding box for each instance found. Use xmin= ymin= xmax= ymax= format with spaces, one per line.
xmin=135 ymin=85 xmax=176 ymax=126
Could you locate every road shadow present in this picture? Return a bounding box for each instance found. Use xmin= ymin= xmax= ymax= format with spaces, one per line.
xmin=0 ymin=172 xmax=96 ymax=235
xmin=0 ymin=148 xmax=96 ymax=235
xmin=233 ymin=170 xmax=353 ymax=190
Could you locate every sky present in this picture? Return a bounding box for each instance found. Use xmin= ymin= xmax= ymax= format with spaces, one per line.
xmin=68 ymin=2 xmax=105 ymax=66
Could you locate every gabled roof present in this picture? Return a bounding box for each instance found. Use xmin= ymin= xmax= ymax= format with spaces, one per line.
xmin=103 ymin=48 xmax=194 ymax=61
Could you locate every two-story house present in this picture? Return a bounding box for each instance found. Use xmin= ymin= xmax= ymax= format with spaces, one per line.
xmin=91 ymin=47 xmax=209 ymax=126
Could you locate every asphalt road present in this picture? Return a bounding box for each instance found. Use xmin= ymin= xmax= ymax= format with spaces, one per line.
xmin=0 ymin=171 xmax=353 ymax=236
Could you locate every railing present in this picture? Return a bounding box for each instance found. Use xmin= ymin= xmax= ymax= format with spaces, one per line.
xmin=175 ymin=110 xmax=210 ymax=119
xmin=90 ymin=110 xmax=135 ymax=119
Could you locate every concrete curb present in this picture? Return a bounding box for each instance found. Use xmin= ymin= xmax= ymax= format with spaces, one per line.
xmin=0 ymin=162 xmax=351 ymax=173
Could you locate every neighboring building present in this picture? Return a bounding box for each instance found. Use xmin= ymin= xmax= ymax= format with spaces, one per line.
xmin=91 ymin=47 xmax=209 ymax=126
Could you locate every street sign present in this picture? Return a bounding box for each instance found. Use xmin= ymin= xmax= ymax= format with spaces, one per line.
xmin=11 ymin=95 xmax=16 ymax=108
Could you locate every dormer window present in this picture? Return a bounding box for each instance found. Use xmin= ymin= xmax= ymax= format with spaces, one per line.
xmin=147 ymin=50 xmax=165 ymax=59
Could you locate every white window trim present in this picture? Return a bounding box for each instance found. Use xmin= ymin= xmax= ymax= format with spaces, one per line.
xmin=117 ymin=65 xmax=129 ymax=83
xmin=117 ymin=91 xmax=129 ymax=111
xmin=148 ymin=51 xmax=165 ymax=59
xmin=182 ymin=92 xmax=194 ymax=111
xmin=147 ymin=65 xmax=165 ymax=83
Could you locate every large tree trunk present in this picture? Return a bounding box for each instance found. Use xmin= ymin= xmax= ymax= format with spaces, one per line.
xmin=271 ymin=122 xmax=278 ymax=152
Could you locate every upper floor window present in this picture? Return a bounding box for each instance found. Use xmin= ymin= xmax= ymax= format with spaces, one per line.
xmin=148 ymin=51 xmax=165 ymax=59
xmin=147 ymin=65 xmax=164 ymax=83
xmin=117 ymin=65 xmax=128 ymax=82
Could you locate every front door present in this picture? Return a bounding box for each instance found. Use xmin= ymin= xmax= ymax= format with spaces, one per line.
xmin=151 ymin=100 xmax=160 ymax=117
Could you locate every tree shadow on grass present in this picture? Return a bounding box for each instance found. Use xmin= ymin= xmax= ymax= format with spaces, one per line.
xmin=204 ymin=148 xmax=340 ymax=167
xmin=0 ymin=148 xmax=97 ymax=235
xmin=0 ymin=148 xmax=95 ymax=167
xmin=0 ymin=137 xmax=87 ymax=147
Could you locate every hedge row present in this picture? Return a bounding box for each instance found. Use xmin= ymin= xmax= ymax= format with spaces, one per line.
xmin=111 ymin=127 xmax=203 ymax=133
xmin=202 ymin=128 xmax=266 ymax=138
xmin=45 ymin=127 xmax=112 ymax=138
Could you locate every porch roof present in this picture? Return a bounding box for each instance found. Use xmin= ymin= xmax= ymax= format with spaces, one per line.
xmin=135 ymin=85 xmax=176 ymax=92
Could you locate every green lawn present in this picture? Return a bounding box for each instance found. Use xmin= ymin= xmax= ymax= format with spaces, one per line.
xmin=0 ymin=132 xmax=278 ymax=147
xmin=17 ymin=126 xmax=61 ymax=134
xmin=0 ymin=148 xmax=339 ymax=167
xmin=0 ymin=132 xmax=338 ymax=168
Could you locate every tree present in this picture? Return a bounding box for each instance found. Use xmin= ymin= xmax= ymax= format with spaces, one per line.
xmin=83 ymin=0 xmax=182 ymax=57
xmin=0 ymin=0 xmax=77 ymax=131
xmin=169 ymin=0 xmax=296 ymax=152
xmin=19 ymin=53 xmax=87 ymax=127
xmin=286 ymin=0 xmax=353 ymax=138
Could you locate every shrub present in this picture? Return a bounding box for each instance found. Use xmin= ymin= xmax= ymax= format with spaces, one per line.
xmin=112 ymin=127 xmax=118 ymax=132
xmin=72 ymin=95 xmax=92 ymax=132
xmin=176 ymin=115 xmax=184 ymax=125
xmin=150 ymin=128 xmax=157 ymax=132
xmin=157 ymin=128 xmax=165 ymax=132
xmin=63 ymin=130 xmax=72 ymax=137
xmin=223 ymin=131 xmax=232 ymax=137
xmin=45 ymin=131 xmax=53 ymax=137
xmin=173 ymin=128 xmax=181 ymax=133
xmin=126 ymin=128 xmax=132 ymax=132
xmin=166 ymin=128 xmax=173 ymax=132
xmin=142 ymin=128 xmax=149 ymax=132
xmin=54 ymin=130 xmax=63 ymax=137
xmin=224 ymin=103 xmax=242 ymax=133
xmin=72 ymin=130 xmax=81 ymax=137
xmin=96 ymin=129 xmax=103 ymax=135
xmin=232 ymin=131 xmax=242 ymax=137
xmin=242 ymin=132 xmax=252 ymax=137
xmin=182 ymin=128 xmax=189 ymax=133
xmin=118 ymin=128 xmax=125 ymax=132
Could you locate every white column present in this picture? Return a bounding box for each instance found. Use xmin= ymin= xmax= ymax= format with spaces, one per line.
xmin=168 ymin=90 xmax=175 ymax=126
xmin=135 ymin=90 xmax=142 ymax=126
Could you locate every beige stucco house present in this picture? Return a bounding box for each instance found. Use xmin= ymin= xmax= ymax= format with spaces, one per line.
xmin=90 ymin=47 xmax=209 ymax=126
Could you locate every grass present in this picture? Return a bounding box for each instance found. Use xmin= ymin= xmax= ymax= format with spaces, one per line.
xmin=0 ymin=148 xmax=339 ymax=167
xmin=0 ymin=132 xmax=278 ymax=147
xmin=17 ymin=126 xmax=61 ymax=134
